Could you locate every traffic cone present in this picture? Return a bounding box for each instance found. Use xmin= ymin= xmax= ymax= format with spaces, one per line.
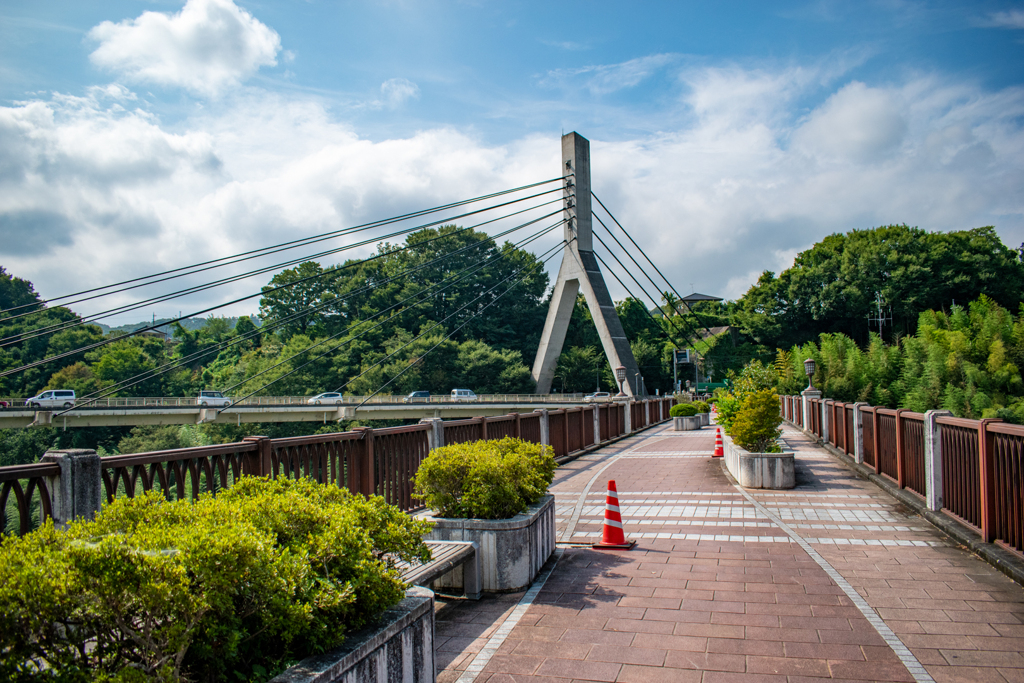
xmin=713 ymin=427 xmax=724 ymax=458
xmin=593 ymin=480 xmax=635 ymax=550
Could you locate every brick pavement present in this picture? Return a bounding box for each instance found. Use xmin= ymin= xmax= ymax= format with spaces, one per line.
xmin=434 ymin=422 xmax=1024 ymax=682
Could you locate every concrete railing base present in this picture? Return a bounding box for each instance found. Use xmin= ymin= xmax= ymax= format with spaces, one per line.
xmin=271 ymin=586 xmax=435 ymax=683
xmin=673 ymin=416 xmax=702 ymax=431
xmin=417 ymin=495 xmax=555 ymax=593
xmin=723 ymin=432 xmax=795 ymax=489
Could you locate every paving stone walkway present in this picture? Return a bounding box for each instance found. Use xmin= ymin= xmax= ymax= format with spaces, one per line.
xmin=433 ymin=421 xmax=1024 ymax=682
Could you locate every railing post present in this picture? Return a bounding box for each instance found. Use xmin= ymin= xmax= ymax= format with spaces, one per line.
xmin=537 ymin=409 xmax=550 ymax=448
xmin=562 ymin=409 xmax=570 ymax=452
xmin=924 ymin=409 xmax=951 ymax=512
xmin=242 ymin=435 xmax=273 ymax=477
xmin=593 ymin=406 xmax=601 ymax=446
xmin=822 ymin=400 xmax=832 ymax=443
xmin=979 ymin=418 xmax=1000 ymax=543
xmin=578 ymin=408 xmax=586 ymax=451
xmin=801 ymin=388 xmax=821 ymax=435
xmin=621 ymin=399 xmax=632 ymax=435
xmin=419 ymin=418 xmax=444 ymax=450
xmin=355 ymin=428 xmax=375 ymax=497
xmin=480 ymin=416 xmax=488 ymax=441
xmin=872 ymin=408 xmax=881 ymax=474
xmin=514 ymin=412 xmax=521 ymax=439
xmin=895 ymin=409 xmax=906 ymax=489
xmin=644 ymin=400 xmax=650 ymax=427
xmin=852 ymin=403 xmax=869 ymax=464
xmin=40 ymin=449 xmax=103 ymax=527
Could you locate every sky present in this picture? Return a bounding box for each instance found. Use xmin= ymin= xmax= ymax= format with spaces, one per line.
xmin=1 ymin=0 xmax=1023 ymax=326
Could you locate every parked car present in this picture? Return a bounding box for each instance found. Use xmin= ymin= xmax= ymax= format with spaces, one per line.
xmin=584 ymin=392 xmax=611 ymax=403
xmin=197 ymin=390 xmax=231 ymax=408
xmin=308 ymin=392 xmax=344 ymax=405
xmin=403 ymin=391 xmax=430 ymax=403
xmin=450 ymin=389 xmax=478 ymax=402
xmin=24 ymin=390 xmax=76 ymax=409
xmin=0 ymin=400 xmax=9 ymax=409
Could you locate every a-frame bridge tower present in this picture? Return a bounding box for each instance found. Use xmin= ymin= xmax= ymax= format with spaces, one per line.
xmin=532 ymin=132 xmax=644 ymax=396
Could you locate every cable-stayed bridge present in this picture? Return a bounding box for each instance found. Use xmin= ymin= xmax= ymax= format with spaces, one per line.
xmin=0 ymin=133 xmax=708 ymax=430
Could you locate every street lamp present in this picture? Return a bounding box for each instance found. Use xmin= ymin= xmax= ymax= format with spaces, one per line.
xmin=615 ymin=366 xmax=626 ymax=396
xmin=804 ymin=358 xmax=816 ymax=389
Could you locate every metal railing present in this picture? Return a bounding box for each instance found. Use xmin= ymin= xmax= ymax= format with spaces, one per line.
xmin=782 ymin=394 xmax=1024 ymax=557
xmin=1 ymin=398 xmax=675 ymax=537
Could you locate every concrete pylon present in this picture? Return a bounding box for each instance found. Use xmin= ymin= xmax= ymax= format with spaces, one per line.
xmin=531 ymin=132 xmax=643 ymax=396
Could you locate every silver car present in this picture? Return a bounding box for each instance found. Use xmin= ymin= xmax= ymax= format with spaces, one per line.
xmin=308 ymin=392 xmax=344 ymax=405
xmin=25 ymin=390 xmax=76 ymax=409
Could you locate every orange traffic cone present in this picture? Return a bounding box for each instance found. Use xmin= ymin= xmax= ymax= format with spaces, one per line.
xmin=713 ymin=428 xmax=724 ymax=458
xmin=593 ymin=480 xmax=636 ymax=550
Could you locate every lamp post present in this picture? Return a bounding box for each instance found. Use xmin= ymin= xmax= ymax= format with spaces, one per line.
xmin=635 ymin=372 xmax=641 ymax=397
xmin=615 ymin=366 xmax=626 ymax=396
xmin=804 ymin=358 xmax=816 ymax=389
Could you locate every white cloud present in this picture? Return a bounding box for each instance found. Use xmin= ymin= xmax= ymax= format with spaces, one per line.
xmin=984 ymin=10 xmax=1024 ymax=29
xmin=379 ymin=78 xmax=420 ymax=108
xmin=87 ymin=0 xmax=281 ymax=97
xmin=540 ymin=54 xmax=678 ymax=95
xmin=1 ymin=62 xmax=1022 ymax=320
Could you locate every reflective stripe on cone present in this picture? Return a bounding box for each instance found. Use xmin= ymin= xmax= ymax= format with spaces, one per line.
xmin=593 ymin=479 xmax=635 ymax=550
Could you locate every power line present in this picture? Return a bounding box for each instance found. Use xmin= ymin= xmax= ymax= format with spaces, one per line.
xmin=2 ymin=177 xmax=564 ymax=316
xmin=52 ymin=216 xmax=563 ymax=413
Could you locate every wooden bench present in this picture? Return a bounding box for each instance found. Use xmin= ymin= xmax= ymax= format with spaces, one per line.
xmin=398 ymin=540 xmax=481 ymax=600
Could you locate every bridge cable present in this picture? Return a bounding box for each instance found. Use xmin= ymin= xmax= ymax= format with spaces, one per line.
xmin=0 ymin=206 xmax=564 ymax=377
xmin=0 ymin=191 xmax=563 ymax=343
xmin=1 ymin=177 xmax=564 ymax=316
xmin=220 ymin=235 xmax=565 ymax=411
xmin=51 ymin=217 xmax=564 ymax=414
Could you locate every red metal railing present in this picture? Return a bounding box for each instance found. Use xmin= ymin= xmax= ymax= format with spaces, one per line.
xmin=938 ymin=416 xmax=983 ymax=531
xmin=2 ymin=400 xmax=678 ymax=536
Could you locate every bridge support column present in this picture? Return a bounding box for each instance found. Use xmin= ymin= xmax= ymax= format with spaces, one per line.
xmin=531 ymin=133 xmax=643 ymax=396
xmin=924 ymin=410 xmax=951 ymax=512
xmin=420 ymin=418 xmax=444 ymax=451
xmin=852 ymin=403 xmax=869 ymax=464
xmin=41 ymin=449 xmax=103 ymax=527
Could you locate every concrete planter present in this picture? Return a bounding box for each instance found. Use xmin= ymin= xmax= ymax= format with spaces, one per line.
xmin=417 ymin=495 xmax=554 ymax=593
xmin=673 ymin=415 xmax=702 ymax=431
xmin=698 ymin=413 xmax=710 ymax=426
xmin=723 ymin=432 xmax=795 ymax=489
xmin=271 ymin=586 xmax=435 ymax=683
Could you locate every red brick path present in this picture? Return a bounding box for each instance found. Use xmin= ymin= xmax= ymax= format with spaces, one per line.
xmin=434 ymin=423 xmax=1024 ymax=682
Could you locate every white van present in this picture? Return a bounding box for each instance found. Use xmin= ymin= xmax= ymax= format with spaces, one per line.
xmin=450 ymin=389 xmax=478 ymax=402
xmin=197 ymin=390 xmax=232 ymax=407
xmin=25 ymin=390 xmax=76 ymax=409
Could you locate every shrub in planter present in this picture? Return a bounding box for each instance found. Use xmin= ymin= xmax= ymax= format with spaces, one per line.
xmin=670 ymin=403 xmax=698 ymax=417
xmin=693 ymin=400 xmax=710 ymax=413
xmin=731 ymin=389 xmax=783 ymax=453
xmin=414 ymin=437 xmax=555 ymax=519
xmin=0 ymin=477 xmax=431 ymax=683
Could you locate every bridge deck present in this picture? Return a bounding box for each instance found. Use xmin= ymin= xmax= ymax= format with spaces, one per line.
xmin=433 ymin=421 xmax=1024 ymax=682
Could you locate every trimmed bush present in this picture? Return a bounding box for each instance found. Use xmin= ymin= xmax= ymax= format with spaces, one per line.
xmin=693 ymin=400 xmax=710 ymax=413
xmin=670 ymin=403 xmax=698 ymax=417
xmin=731 ymin=389 xmax=783 ymax=453
xmin=0 ymin=477 xmax=432 ymax=682
xmin=414 ymin=437 xmax=555 ymax=519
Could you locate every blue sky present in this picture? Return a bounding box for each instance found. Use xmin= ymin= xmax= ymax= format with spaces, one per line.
xmin=1 ymin=0 xmax=1023 ymax=324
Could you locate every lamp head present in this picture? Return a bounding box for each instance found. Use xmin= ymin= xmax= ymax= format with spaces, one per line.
xmin=804 ymin=358 xmax=816 ymax=388
xmin=615 ymin=366 xmax=626 ymax=383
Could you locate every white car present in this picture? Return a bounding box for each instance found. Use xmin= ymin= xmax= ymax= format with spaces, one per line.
xmin=584 ymin=392 xmax=611 ymax=403
xmin=197 ymin=390 xmax=231 ymax=408
xmin=25 ymin=390 xmax=76 ymax=409
xmin=308 ymin=392 xmax=344 ymax=405
xmin=450 ymin=389 xmax=478 ymax=402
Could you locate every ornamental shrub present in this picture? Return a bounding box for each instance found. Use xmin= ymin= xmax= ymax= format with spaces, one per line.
xmin=0 ymin=477 xmax=432 ymax=683
xmin=693 ymin=400 xmax=711 ymax=413
xmin=670 ymin=403 xmax=698 ymax=417
xmin=414 ymin=437 xmax=556 ymax=519
xmin=730 ymin=389 xmax=784 ymax=453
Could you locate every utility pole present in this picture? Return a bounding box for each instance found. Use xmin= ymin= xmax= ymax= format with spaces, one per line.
xmin=867 ymin=291 xmax=892 ymax=340
xmin=532 ymin=133 xmax=643 ymax=395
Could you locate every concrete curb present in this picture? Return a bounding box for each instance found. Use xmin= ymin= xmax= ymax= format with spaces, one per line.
xmin=786 ymin=421 xmax=1024 ymax=589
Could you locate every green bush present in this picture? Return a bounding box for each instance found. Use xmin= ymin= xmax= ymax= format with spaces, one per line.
xmin=730 ymin=389 xmax=783 ymax=453
xmin=714 ymin=394 xmax=742 ymax=433
xmin=0 ymin=477 xmax=432 ymax=682
xmin=414 ymin=437 xmax=555 ymax=519
xmin=670 ymin=403 xmax=698 ymax=417
xmin=693 ymin=400 xmax=710 ymax=413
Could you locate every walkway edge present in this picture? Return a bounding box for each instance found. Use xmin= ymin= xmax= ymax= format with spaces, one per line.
xmin=786 ymin=421 xmax=1024 ymax=589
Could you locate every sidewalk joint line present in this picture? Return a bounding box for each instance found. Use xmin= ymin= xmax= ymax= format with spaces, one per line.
xmin=454 ymin=548 xmax=564 ymax=682
xmin=729 ymin=477 xmax=935 ymax=683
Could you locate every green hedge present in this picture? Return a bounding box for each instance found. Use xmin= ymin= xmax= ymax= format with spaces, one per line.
xmin=693 ymin=400 xmax=710 ymax=413
xmin=414 ymin=437 xmax=556 ymax=519
xmin=731 ymin=389 xmax=783 ymax=453
xmin=670 ymin=403 xmax=698 ymax=417
xmin=0 ymin=477 xmax=432 ymax=682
